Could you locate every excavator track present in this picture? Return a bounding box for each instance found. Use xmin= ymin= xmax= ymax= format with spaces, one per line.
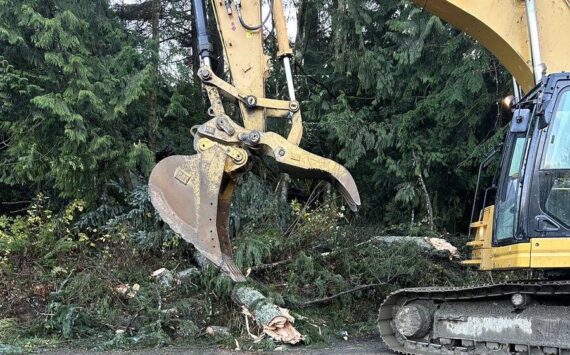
xmin=378 ymin=281 xmax=570 ymax=354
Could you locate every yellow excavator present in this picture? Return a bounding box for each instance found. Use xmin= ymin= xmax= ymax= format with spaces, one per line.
xmin=378 ymin=1 xmax=570 ymax=354
xmin=147 ymin=0 xmax=570 ymax=352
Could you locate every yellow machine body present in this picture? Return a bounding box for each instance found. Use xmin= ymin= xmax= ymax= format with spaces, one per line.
xmin=465 ymin=206 xmax=570 ymax=270
xmin=412 ymin=0 xmax=570 ymax=91
xmin=412 ymin=0 xmax=570 ymax=272
xmin=381 ymin=2 xmax=570 ymax=353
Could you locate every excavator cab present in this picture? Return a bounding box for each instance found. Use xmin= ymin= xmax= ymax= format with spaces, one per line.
xmin=379 ymin=74 xmax=570 ymax=354
xmin=466 ymin=73 xmax=570 ymax=270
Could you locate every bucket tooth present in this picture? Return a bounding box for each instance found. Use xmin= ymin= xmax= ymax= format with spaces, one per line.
xmin=148 ymin=145 xmax=246 ymax=282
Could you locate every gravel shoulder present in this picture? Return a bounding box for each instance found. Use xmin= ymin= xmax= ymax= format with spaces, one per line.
xmin=35 ymin=336 xmax=394 ymax=355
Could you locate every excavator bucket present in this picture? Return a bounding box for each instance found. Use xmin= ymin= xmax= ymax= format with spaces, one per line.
xmin=149 ymin=136 xmax=361 ymax=282
xmin=148 ymin=145 xmax=246 ymax=282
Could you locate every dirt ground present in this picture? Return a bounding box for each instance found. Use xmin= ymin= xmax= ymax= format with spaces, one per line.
xmin=35 ymin=336 xmax=394 ymax=355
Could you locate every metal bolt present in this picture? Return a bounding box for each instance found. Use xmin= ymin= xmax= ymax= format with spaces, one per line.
xmin=248 ymin=131 xmax=260 ymax=144
xmin=216 ymin=116 xmax=235 ymax=136
xmin=238 ymin=132 xmax=248 ymax=141
xmin=245 ymin=96 xmax=257 ymax=108
xmin=278 ymin=148 xmax=286 ymax=157
xmin=232 ymin=153 xmax=245 ymax=164
xmin=198 ymin=68 xmax=211 ymax=81
xmin=289 ymin=100 xmax=300 ymax=112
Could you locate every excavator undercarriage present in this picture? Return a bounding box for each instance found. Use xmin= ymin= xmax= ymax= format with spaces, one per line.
xmin=379 ymin=282 xmax=570 ymax=354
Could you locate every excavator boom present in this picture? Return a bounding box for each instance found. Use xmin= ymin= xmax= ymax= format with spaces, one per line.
xmin=412 ymin=0 xmax=570 ymax=91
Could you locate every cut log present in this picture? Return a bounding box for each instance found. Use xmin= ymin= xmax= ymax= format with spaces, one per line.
xmin=319 ymin=236 xmax=460 ymax=260
xmin=232 ymin=286 xmax=303 ymax=344
xmin=191 ymin=252 xmax=304 ymax=344
xmin=370 ymin=236 xmax=459 ymax=259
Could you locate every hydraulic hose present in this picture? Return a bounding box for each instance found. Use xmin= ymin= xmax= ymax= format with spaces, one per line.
xmin=235 ymin=0 xmax=275 ymax=31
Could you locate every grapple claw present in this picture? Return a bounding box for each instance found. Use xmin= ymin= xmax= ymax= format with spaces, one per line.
xmin=148 ymin=145 xmax=246 ymax=282
xmin=260 ymin=132 xmax=361 ymax=212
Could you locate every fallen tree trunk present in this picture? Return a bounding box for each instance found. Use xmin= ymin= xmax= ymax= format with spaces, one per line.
xmin=232 ymin=286 xmax=303 ymax=344
xmin=369 ymin=236 xmax=459 ymax=259
xmin=191 ymin=252 xmax=304 ymax=344
xmin=320 ymin=236 xmax=459 ymax=260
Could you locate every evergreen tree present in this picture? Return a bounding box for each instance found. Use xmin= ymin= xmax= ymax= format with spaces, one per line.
xmin=295 ymin=0 xmax=510 ymax=232
xmin=0 ymin=0 xmax=158 ymax=204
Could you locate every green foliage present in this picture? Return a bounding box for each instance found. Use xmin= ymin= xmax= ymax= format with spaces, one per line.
xmin=0 ymin=195 xmax=87 ymax=269
xmin=0 ymin=0 xmax=150 ymax=202
xmin=0 ymin=0 xmax=204 ymax=206
xmin=233 ymin=172 xmax=292 ymax=232
xmin=297 ymin=0 xmax=510 ymax=231
xmin=0 ymin=0 xmax=519 ymax=351
xmin=75 ymin=178 xmax=177 ymax=252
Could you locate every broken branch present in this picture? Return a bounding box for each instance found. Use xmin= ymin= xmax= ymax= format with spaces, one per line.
xmin=296 ymin=282 xmax=386 ymax=308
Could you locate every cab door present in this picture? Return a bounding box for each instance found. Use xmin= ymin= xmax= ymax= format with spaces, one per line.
xmin=525 ymin=76 xmax=570 ymax=267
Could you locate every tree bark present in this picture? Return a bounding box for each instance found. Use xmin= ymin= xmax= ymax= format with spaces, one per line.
xmin=279 ymin=173 xmax=290 ymax=205
xmin=232 ymin=286 xmax=303 ymax=344
xmin=412 ymin=150 xmax=435 ymax=231
xmin=148 ymin=0 xmax=161 ymax=150
xmin=368 ymin=236 xmax=459 ymax=259
xmin=319 ymin=235 xmax=459 ymax=259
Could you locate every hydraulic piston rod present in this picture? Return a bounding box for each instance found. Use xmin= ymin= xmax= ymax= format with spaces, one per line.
xmin=525 ymin=0 xmax=544 ymax=84
xmin=192 ymin=0 xmax=212 ymax=66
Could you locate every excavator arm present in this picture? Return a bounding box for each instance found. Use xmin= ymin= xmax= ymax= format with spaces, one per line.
xmin=149 ymin=0 xmax=361 ymax=281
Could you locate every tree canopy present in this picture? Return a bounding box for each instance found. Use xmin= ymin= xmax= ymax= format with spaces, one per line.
xmin=0 ymin=0 xmax=514 ymax=349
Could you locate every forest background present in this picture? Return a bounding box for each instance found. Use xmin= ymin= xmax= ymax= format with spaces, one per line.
xmin=0 ymin=0 xmax=510 ymax=351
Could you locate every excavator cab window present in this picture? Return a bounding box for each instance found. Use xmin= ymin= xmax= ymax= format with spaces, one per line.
xmin=539 ymin=89 xmax=570 ymax=227
xmin=491 ymin=75 xmax=570 ymax=244
xmin=494 ymin=132 xmax=528 ymax=242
